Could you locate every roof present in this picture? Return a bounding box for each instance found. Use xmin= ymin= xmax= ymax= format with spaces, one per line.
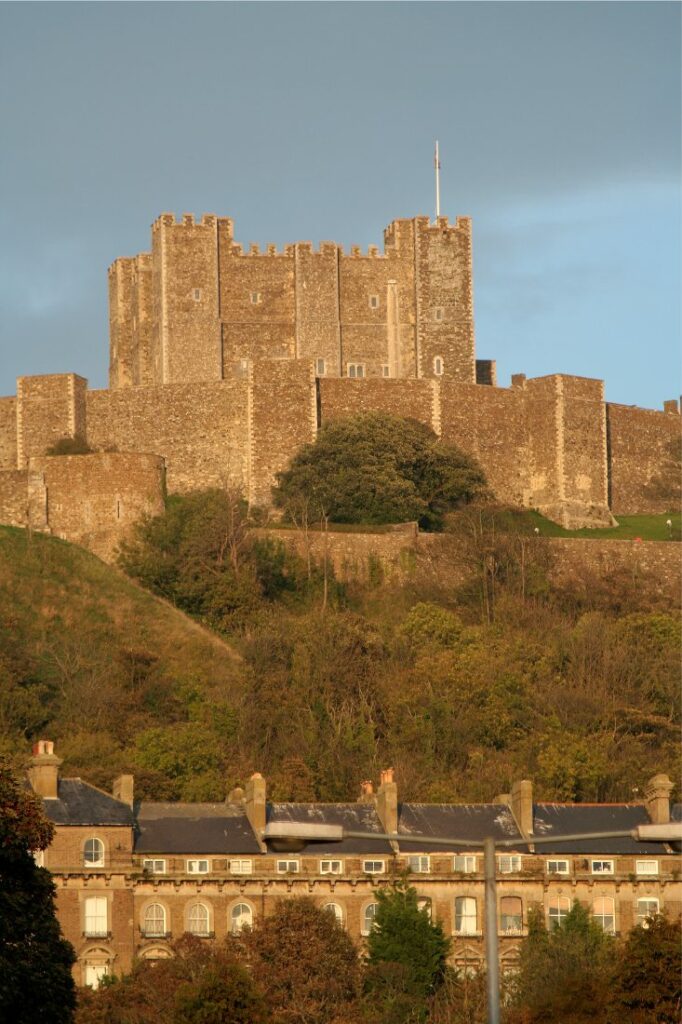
xmin=134 ymin=802 xmax=260 ymax=855
xmin=398 ymin=803 xmax=526 ymax=852
xmin=532 ymin=804 xmax=668 ymax=854
xmin=267 ymin=803 xmax=393 ymax=854
xmin=41 ymin=779 xmax=133 ymax=827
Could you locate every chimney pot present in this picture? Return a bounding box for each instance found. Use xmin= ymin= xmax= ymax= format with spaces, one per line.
xmin=28 ymin=739 xmax=62 ymax=800
xmin=376 ymin=769 xmax=398 ymax=835
xmin=644 ymin=773 xmax=674 ymax=825
xmin=510 ymin=779 xmax=534 ymax=837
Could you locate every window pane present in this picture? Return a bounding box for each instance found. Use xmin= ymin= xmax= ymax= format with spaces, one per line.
xmin=84 ymin=839 xmax=104 ymax=866
xmin=84 ymin=897 xmax=108 ymax=936
xmin=231 ymin=903 xmax=252 ymax=935
xmin=548 ymin=897 xmax=571 ymax=929
xmin=363 ymin=903 xmax=378 ymax=935
xmin=188 ymin=904 xmax=209 ymax=935
xmin=144 ymin=904 xmax=166 ymax=936
xmin=593 ymin=897 xmax=615 ymax=933
xmin=455 ymin=897 xmax=477 ymax=935
xmin=637 ymin=899 xmax=659 ymax=925
xmin=324 ymin=903 xmax=343 ymax=923
xmin=500 ymin=897 xmax=523 ymax=934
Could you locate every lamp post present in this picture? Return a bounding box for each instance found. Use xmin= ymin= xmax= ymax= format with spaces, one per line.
xmin=264 ymin=821 xmax=681 ymax=1024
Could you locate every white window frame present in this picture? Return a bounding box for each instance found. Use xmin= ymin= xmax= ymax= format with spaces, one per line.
xmin=454 ymin=855 xmax=477 ymax=873
xmin=230 ymin=902 xmax=253 ymax=935
xmin=186 ymin=859 xmax=210 ymax=875
xmin=347 ymin=363 xmax=366 ymax=379
xmin=407 ymin=855 xmax=430 ymax=874
xmin=369 ymin=294 xmax=380 ymax=309
xmin=84 ymin=838 xmax=105 ymax=868
xmin=276 ymin=859 xmax=300 ymax=874
xmin=548 ymin=895 xmax=571 ymax=929
xmin=454 ymin=896 xmax=477 ymax=935
xmin=499 ymin=896 xmax=524 ymax=935
xmin=433 ymin=355 xmax=444 ymax=376
xmin=187 ymin=902 xmax=211 ymax=937
xmin=84 ymin=896 xmax=108 ymax=938
xmin=142 ymin=903 xmax=167 ymax=938
xmin=142 ymin=859 xmax=166 ymax=875
xmin=363 ymin=860 xmax=385 ymax=875
xmin=498 ymin=854 xmax=522 ymax=874
xmin=361 ymin=902 xmax=378 ymax=936
xmin=593 ymin=896 xmax=615 ymax=934
xmin=323 ymin=902 xmax=344 ymax=924
xmin=636 ymin=897 xmax=660 ymax=926
xmin=547 ymin=859 xmax=570 ymax=875
xmin=319 ymin=859 xmax=343 ymax=875
xmin=229 ymin=859 xmax=253 ymax=875
xmin=635 ymin=859 xmax=658 ymax=876
xmin=316 ymin=357 xmax=326 ymax=376
xmin=591 ymin=859 xmax=614 ymax=875
xmin=84 ymin=963 xmax=109 ymax=989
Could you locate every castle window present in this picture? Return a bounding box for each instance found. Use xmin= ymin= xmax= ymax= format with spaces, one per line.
xmin=433 ymin=356 xmax=444 ymax=376
xmin=434 ymin=307 xmax=444 ymax=322
xmin=454 ymin=855 xmax=477 ymax=873
xmin=84 ymin=838 xmax=105 ymax=868
xmin=407 ymin=855 xmax=430 ymax=874
xmin=250 ymin=291 xmax=262 ymax=305
xmin=193 ymin=288 xmax=202 ymax=301
xmin=316 ymin=358 xmax=326 ymax=376
xmin=499 ymin=896 xmax=523 ymax=935
xmin=593 ymin=897 xmax=615 ymax=934
xmin=369 ymin=295 xmax=379 ymax=309
xmin=381 ymin=364 xmax=390 ymax=377
xmin=362 ymin=903 xmax=378 ymax=936
xmin=84 ymin=897 xmax=108 ymax=938
xmin=347 ymin=364 xmax=365 ymax=379
xmin=636 ymin=898 xmax=659 ymax=926
xmin=454 ymin=896 xmax=477 ymax=935
xmin=231 ymin=902 xmax=253 ymax=935
xmin=230 ymin=859 xmax=253 ymax=875
xmin=548 ymin=896 xmax=571 ymax=929
xmin=188 ymin=903 xmax=211 ymax=937
xmin=187 ymin=859 xmax=210 ymax=874
xmin=142 ymin=903 xmax=167 ymax=938
xmin=142 ymin=859 xmax=166 ymax=875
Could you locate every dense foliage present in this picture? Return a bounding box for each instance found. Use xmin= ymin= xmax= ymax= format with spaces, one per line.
xmin=0 ymin=761 xmax=76 ymax=1023
xmin=273 ymin=413 xmax=486 ymax=530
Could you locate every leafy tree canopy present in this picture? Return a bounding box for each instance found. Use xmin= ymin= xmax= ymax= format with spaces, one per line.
xmin=608 ymin=915 xmax=682 ymax=1024
xmin=273 ymin=413 xmax=487 ymax=530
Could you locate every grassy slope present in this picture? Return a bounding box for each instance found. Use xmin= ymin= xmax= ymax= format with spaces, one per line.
xmin=520 ymin=511 xmax=681 ymax=541
xmin=0 ymin=526 xmax=244 ymax=782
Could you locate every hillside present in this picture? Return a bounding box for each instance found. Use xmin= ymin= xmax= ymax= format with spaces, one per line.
xmin=0 ymin=526 xmax=245 ymax=798
xmin=1 ymin=513 xmax=680 ymax=806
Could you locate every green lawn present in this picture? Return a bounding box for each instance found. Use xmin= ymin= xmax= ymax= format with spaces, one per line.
xmin=526 ymin=510 xmax=681 ymax=541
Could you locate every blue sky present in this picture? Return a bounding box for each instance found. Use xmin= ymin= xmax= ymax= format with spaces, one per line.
xmin=0 ymin=1 xmax=679 ymax=407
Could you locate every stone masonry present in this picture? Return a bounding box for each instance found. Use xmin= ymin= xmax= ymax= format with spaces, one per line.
xmin=0 ymin=210 xmax=679 ymax=557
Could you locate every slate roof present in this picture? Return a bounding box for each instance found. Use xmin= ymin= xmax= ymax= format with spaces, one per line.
xmin=134 ymin=802 xmax=261 ymax=855
xmin=41 ymin=779 xmax=134 ymax=827
xmin=397 ymin=803 xmax=526 ymax=852
xmin=266 ymin=803 xmax=393 ymax=854
xmin=532 ymin=804 xmax=668 ymax=854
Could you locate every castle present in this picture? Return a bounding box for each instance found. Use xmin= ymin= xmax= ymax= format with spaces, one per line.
xmin=26 ymin=740 xmax=681 ymax=987
xmin=0 ymin=211 xmax=679 ymax=558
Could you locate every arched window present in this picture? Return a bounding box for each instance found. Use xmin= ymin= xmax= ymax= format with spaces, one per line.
xmin=83 ymin=838 xmax=104 ymax=867
xmin=188 ymin=903 xmax=210 ymax=937
xmin=231 ymin=903 xmax=253 ymax=935
xmin=454 ymin=896 xmax=477 ymax=935
xmin=433 ymin=356 xmax=444 ymax=376
xmin=143 ymin=904 xmax=167 ymax=938
xmin=593 ymin=897 xmax=615 ymax=934
xmin=548 ymin=896 xmax=571 ymax=929
xmin=323 ymin=902 xmax=344 ymax=924
xmin=362 ymin=903 xmax=378 ymax=936
xmin=499 ymin=897 xmax=523 ymax=935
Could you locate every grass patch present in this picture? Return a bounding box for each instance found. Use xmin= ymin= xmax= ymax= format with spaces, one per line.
xmin=526 ymin=511 xmax=681 ymax=541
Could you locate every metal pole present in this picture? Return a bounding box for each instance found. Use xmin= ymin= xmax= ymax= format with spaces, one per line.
xmin=484 ymin=836 xmax=500 ymax=1024
xmin=434 ymin=140 xmax=441 ymax=219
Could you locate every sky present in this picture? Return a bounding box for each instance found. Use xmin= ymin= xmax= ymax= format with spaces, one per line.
xmin=0 ymin=1 xmax=679 ymax=407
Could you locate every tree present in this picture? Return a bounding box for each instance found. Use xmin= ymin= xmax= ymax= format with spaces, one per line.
xmin=0 ymin=760 xmax=76 ymax=1023
xmin=509 ymin=903 xmax=615 ymax=1023
xmin=607 ymin=915 xmax=681 ymax=1024
xmin=273 ymin=413 xmax=486 ymax=531
xmin=242 ymin=897 xmax=361 ymax=1024
xmin=174 ymin=964 xmax=271 ymax=1024
xmin=365 ymin=881 xmax=450 ymax=1018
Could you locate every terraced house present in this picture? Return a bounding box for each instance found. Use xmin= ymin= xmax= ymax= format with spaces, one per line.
xmin=27 ymin=741 xmax=681 ymax=988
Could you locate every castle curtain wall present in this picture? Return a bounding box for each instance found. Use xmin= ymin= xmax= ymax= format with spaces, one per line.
xmin=607 ymin=403 xmax=681 ymax=515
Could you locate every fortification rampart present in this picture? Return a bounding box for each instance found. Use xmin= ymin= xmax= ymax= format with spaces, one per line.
xmin=607 ymin=402 xmax=681 ymax=514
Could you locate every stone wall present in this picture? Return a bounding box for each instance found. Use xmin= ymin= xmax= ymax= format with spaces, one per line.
xmin=16 ymin=374 xmax=87 ymax=466
xmin=0 ymin=469 xmax=27 ymax=526
xmin=0 ymin=396 xmax=17 ymax=470
xmin=607 ymin=403 xmax=681 ymax=514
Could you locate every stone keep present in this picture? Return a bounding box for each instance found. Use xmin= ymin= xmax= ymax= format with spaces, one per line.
xmin=0 ymin=210 xmax=679 ymax=558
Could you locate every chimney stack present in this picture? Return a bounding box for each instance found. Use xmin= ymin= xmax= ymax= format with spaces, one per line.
xmin=112 ymin=774 xmax=134 ymax=808
xmin=510 ymin=779 xmax=534 ymax=837
xmin=358 ymin=780 xmax=374 ymax=803
xmin=644 ymin=773 xmax=674 ymax=824
xmin=376 ymin=768 xmax=398 ymax=836
xmin=28 ymin=740 xmax=62 ymax=800
xmin=245 ymin=772 xmax=267 ymax=835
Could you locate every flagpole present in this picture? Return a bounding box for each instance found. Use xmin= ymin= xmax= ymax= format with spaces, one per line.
xmin=434 ymin=140 xmax=441 ymax=220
